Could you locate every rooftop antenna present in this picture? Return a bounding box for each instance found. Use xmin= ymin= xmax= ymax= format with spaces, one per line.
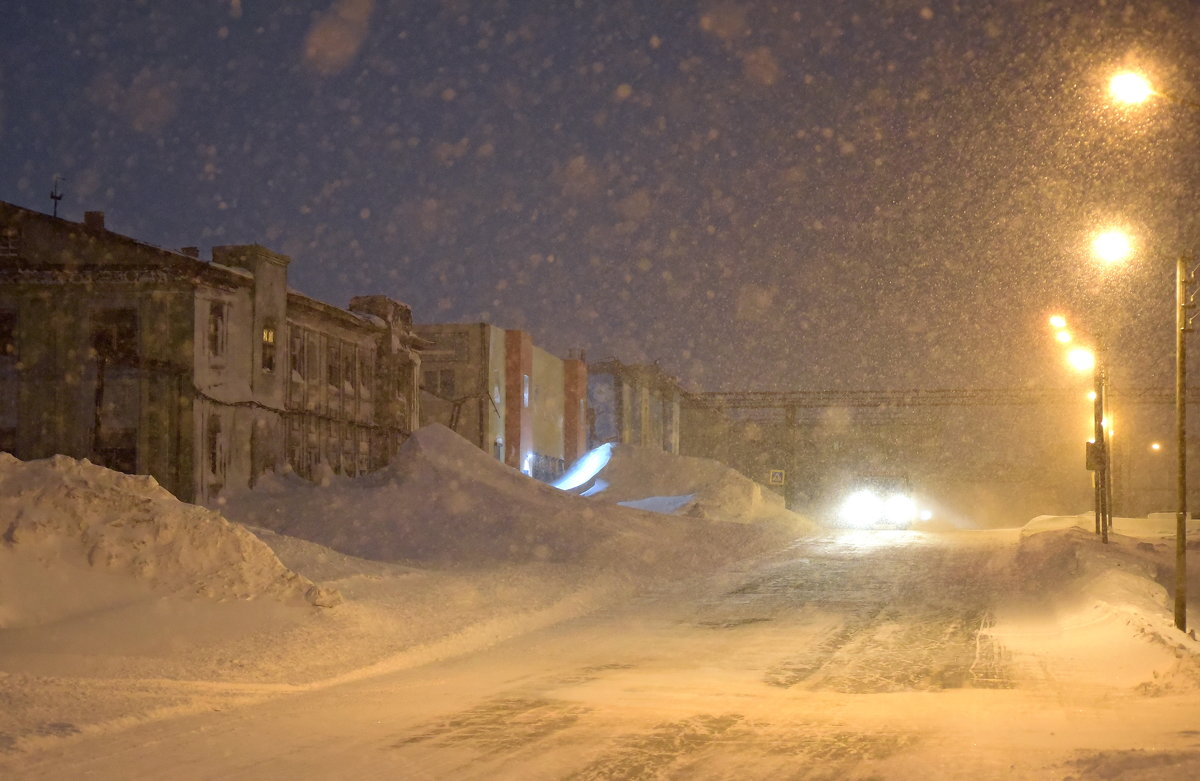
xmin=50 ymin=175 xmax=65 ymax=218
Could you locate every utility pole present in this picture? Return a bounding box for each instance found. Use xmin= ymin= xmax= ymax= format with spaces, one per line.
xmin=1175 ymin=255 xmax=1191 ymax=632
xmin=50 ymin=176 xmax=64 ymax=217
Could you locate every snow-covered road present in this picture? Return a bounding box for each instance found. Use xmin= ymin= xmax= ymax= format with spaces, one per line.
xmin=10 ymin=528 xmax=1199 ymax=779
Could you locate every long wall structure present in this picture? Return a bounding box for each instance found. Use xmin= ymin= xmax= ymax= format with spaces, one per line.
xmin=0 ymin=201 xmax=424 ymax=503
xmin=587 ymin=359 xmax=682 ymax=455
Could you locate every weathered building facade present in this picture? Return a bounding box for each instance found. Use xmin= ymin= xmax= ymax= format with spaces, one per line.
xmin=415 ymin=322 xmax=587 ymax=481
xmin=587 ymin=359 xmax=683 ymax=455
xmin=0 ymin=202 xmax=423 ymax=503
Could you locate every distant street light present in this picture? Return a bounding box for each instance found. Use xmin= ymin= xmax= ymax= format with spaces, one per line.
xmin=1049 ymin=314 xmax=1110 ymax=541
xmin=1105 ymin=70 xmax=1196 ymax=632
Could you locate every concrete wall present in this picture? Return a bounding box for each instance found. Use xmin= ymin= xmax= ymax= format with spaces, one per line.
xmin=587 ymin=360 xmax=683 ymax=456
xmin=504 ymin=329 xmax=533 ymax=472
xmin=531 ymin=345 xmax=565 ymax=462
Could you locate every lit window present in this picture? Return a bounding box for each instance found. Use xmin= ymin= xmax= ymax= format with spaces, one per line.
xmin=261 ymin=323 xmax=276 ymax=372
xmin=523 ymin=374 xmax=530 ymax=407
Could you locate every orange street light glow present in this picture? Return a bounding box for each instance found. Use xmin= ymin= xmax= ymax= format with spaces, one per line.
xmin=1049 ymin=315 xmax=1067 ymax=330
xmin=1092 ymin=229 xmax=1134 ymax=265
xmin=1151 ymin=442 xmax=1162 ymax=452
xmin=1109 ymin=71 xmax=1154 ymax=105
xmin=1056 ymin=330 xmax=1072 ymax=344
xmin=1067 ymin=347 xmax=1096 ymax=372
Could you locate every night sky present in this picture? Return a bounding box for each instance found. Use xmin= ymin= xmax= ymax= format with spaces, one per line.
xmin=4 ymin=0 xmax=1200 ymax=392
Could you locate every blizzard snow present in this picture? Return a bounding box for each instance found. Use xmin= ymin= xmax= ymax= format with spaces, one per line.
xmin=0 ymin=432 xmax=1198 ymax=778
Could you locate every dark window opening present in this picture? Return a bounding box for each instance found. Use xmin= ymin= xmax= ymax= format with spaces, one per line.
xmin=0 ymin=227 xmax=18 ymax=258
xmin=208 ymin=301 xmax=227 ymax=358
xmin=327 ymin=342 xmax=341 ymax=387
xmin=343 ymin=347 xmax=356 ymax=392
xmin=290 ymin=331 xmax=305 ymax=378
xmin=91 ymin=308 xmax=138 ymax=366
xmin=94 ymin=429 xmax=137 ymax=475
xmin=0 ymin=311 xmax=15 ymax=359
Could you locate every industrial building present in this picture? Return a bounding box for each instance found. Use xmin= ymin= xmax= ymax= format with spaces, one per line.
xmin=0 ymin=201 xmax=425 ymax=503
xmin=415 ymin=323 xmax=588 ymax=481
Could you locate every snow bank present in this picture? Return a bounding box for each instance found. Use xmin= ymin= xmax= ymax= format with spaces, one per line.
xmin=988 ymin=521 xmax=1200 ymax=692
xmin=222 ymin=425 xmax=784 ymax=574
xmin=555 ymin=442 xmax=809 ymax=526
xmin=0 ymin=453 xmax=338 ymax=628
xmin=1023 ymin=512 xmax=1200 ymax=540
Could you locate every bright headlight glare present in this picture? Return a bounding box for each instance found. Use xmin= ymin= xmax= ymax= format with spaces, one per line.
xmin=839 ymin=489 xmax=882 ymax=527
xmin=883 ymin=494 xmax=917 ymax=526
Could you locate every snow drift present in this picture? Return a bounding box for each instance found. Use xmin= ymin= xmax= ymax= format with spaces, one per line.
xmin=0 ymin=453 xmax=338 ymax=628
xmin=555 ymin=442 xmax=802 ymax=525
xmin=222 ymin=425 xmax=788 ymax=572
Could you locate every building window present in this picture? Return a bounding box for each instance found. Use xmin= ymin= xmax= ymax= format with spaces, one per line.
xmin=359 ymin=359 xmax=373 ymax=400
xmin=208 ymin=301 xmax=227 ymax=358
xmin=91 ymin=308 xmax=138 ymax=367
xmin=0 ymin=310 xmax=15 ymax=359
xmin=94 ymin=429 xmax=137 ymax=475
xmin=522 ymin=374 xmax=530 ymax=408
xmin=342 ymin=346 xmax=356 ymax=395
xmin=327 ymin=341 xmax=341 ymax=387
xmin=261 ymin=323 xmax=277 ymax=373
xmin=422 ymin=367 xmax=457 ymax=398
xmin=0 ymin=226 xmax=18 ymax=258
xmin=206 ymin=414 xmax=225 ymax=493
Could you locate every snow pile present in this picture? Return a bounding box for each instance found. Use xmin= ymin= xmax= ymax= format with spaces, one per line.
xmin=0 ymin=453 xmax=338 ymax=628
xmin=987 ymin=520 xmax=1200 ymax=693
xmin=555 ymin=442 xmax=805 ymax=526
xmin=222 ymin=425 xmax=783 ymax=573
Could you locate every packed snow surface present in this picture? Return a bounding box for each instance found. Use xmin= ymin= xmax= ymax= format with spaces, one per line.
xmin=0 ymin=439 xmax=1198 ymax=778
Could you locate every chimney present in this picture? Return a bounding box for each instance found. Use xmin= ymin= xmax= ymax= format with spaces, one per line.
xmin=180 ymin=246 xmax=200 ymax=258
xmin=83 ymin=211 xmax=106 ymax=231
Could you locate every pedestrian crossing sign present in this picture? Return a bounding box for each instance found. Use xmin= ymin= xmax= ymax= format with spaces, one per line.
xmin=768 ymin=469 xmax=785 ymax=486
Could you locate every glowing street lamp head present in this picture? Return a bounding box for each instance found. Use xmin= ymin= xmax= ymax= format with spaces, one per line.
xmin=1151 ymin=442 xmax=1162 ymax=452
xmin=1109 ymin=71 xmax=1154 ymax=105
xmin=1092 ymin=229 xmax=1134 ymax=265
xmin=1049 ymin=315 xmax=1067 ymax=330
xmin=1055 ymin=330 xmax=1073 ymax=344
xmin=1067 ymin=347 xmax=1096 ymax=372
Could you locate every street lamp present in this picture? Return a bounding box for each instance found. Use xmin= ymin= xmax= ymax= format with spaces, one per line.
xmin=1092 ymin=229 xmax=1135 ymax=266
xmin=1105 ymin=69 xmax=1194 ymax=632
xmin=1109 ymin=71 xmax=1155 ymax=105
xmin=1050 ymin=315 xmax=1110 ymax=541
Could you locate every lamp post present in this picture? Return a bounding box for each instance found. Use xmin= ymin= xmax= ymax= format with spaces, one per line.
xmin=1175 ymin=255 xmax=1192 ymax=631
xmin=1053 ymin=319 xmax=1111 ymax=541
xmin=1107 ymin=69 xmax=1194 ymax=632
